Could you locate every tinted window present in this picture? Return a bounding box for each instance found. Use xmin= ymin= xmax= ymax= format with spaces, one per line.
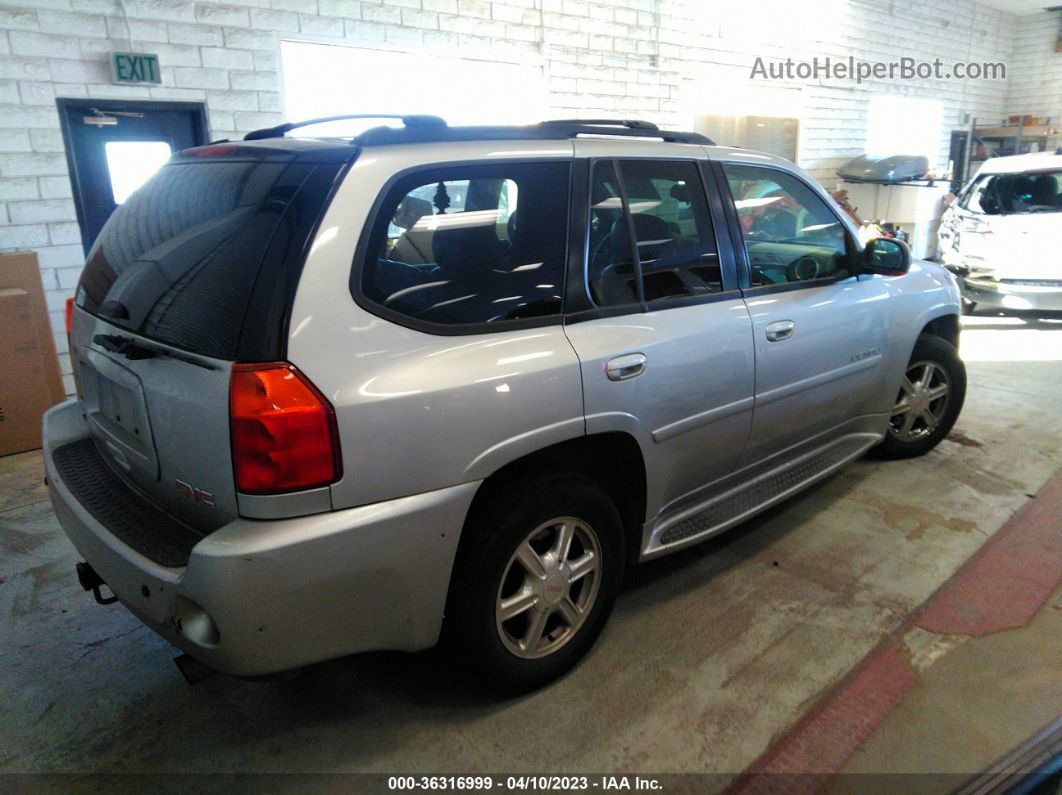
xmin=724 ymin=164 xmax=852 ymax=285
xmin=587 ymin=161 xmax=636 ymax=306
xmin=620 ymin=160 xmax=719 ymax=302
xmin=588 ymin=159 xmax=720 ymax=307
xmin=962 ymin=170 xmax=1061 ymax=215
xmin=78 ymin=159 xmax=318 ymax=359
xmin=361 ymin=162 xmax=569 ymax=326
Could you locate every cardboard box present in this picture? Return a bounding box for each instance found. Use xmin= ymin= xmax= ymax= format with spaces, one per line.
xmin=0 ymin=251 xmax=67 ymax=456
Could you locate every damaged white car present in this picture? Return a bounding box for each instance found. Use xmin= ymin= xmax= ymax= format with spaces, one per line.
xmin=940 ymin=152 xmax=1062 ymax=313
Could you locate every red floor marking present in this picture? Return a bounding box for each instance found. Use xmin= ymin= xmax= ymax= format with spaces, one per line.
xmin=730 ymin=642 xmax=918 ymax=793
xmin=915 ymin=474 xmax=1062 ymax=636
xmin=730 ymin=469 xmax=1062 ymax=790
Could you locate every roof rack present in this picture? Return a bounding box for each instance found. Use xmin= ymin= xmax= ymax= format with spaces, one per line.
xmin=362 ymin=118 xmax=712 ymax=146
xmin=540 ymin=118 xmax=661 ymax=131
xmin=243 ymin=115 xmax=713 ymax=146
xmin=244 ymin=114 xmax=445 ymax=140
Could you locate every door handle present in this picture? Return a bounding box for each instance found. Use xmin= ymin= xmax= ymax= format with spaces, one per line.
xmin=765 ymin=320 xmax=795 ymax=342
xmin=606 ymin=353 xmax=646 ymax=381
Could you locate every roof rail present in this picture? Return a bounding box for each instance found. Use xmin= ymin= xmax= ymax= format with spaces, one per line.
xmin=243 ymin=113 xmax=713 ymax=146
xmin=353 ymin=119 xmax=713 ymax=146
xmin=539 ymin=118 xmax=660 ymax=131
xmin=244 ymin=114 xmax=445 ymax=140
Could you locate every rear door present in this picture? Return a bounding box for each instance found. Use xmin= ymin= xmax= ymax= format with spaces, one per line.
xmin=70 ymin=146 xmax=348 ymax=531
xmin=563 ymin=142 xmax=755 ymax=525
xmin=718 ymin=162 xmax=890 ymax=466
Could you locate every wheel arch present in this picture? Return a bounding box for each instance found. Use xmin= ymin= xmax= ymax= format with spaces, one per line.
xmin=460 ymin=431 xmax=648 ymax=566
xmin=919 ymin=313 xmax=960 ymax=351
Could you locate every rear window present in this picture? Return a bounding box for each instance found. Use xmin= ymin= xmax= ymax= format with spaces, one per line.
xmin=77 ymin=159 xmax=320 ymax=359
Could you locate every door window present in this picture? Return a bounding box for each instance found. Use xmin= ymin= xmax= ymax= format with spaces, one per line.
xmin=587 ymin=161 xmax=635 ymax=306
xmin=723 ymin=164 xmax=852 ymax=286
xmin=360 ymin=161 xmax=569 ymax=327
xmin=587 ymin=159 xmax=720 ymax=307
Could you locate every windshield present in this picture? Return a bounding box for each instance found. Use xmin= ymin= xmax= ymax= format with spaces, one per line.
xmin=964 ymin=169 xmax=1062 ymax=215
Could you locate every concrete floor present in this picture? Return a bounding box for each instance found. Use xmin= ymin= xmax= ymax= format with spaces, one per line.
xmin=835 ymin=583 xmax=1062 ymax=789
xmin=1 ymin=314 xmax=1060 ymax=780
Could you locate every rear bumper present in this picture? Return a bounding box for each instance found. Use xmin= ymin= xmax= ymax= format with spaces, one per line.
xmin=961 ymin=278 xmax=1062 ymax=312
xmin=44 ymin=399 xmax=478 ymax=677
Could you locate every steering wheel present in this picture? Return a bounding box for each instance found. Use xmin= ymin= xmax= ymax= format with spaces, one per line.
xmin=590 ymin=232 xmax=615 ymax=274
xmin=786 ymin=256 xmax=822 ymax=282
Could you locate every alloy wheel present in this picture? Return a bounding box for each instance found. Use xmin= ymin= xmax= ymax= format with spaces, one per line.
xmin=889 ymin=361 xmax=951 ymax=442
xmin=495 ymin=517 xmax=602 ymax=660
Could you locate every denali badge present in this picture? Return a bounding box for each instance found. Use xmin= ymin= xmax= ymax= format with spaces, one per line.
xmin=176 ymin=479 xmax=215 ymax=508
xmin=851 ymin=347 xmax=882 ymax=363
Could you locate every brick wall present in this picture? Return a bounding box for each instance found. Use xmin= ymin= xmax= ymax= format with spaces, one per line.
xmin=0 ymin=0 xmax=1040 ymax=392
xmin=1005 ymin=11 xmax=1062 ymax=126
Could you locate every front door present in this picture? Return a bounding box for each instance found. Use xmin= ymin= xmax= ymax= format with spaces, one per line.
xmin=719 ymin=162 xmax=890 ymax=467
xmin=563 ymin=143 xmax=756 ymax=531
xmin=57 ymin=98 xmax=208 ymax=253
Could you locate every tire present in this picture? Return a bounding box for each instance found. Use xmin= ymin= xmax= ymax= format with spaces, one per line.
xmin=444 ymin=472 xmax=624 ymax=694
xmin=872 ymin=334 xmax=966 ymax=460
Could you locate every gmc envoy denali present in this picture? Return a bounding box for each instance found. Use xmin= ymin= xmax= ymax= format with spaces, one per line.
xmin=44 ymin=116 xmax=966 ymax=692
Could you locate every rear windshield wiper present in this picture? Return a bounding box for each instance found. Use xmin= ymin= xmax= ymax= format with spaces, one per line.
xmin=92 ymin=334 xmax=216 ymax=370
xmin=93 ymin=334 xmax=156 ymax=360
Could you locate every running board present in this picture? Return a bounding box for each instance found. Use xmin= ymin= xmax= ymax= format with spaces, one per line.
xmin=644 ymin=434 xmax=879 ymax=558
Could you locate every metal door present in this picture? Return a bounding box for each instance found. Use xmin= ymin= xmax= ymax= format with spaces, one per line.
xmin=57 ymin=98 xmax=208 ymax=253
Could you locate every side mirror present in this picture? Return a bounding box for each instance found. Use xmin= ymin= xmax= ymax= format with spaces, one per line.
xmin=861 ymin=237 xmax=911 ymax=276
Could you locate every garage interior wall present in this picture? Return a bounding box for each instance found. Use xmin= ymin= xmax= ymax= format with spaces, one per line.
xmin=1005 ymin=9 xmax=1062 ymax=123
xmin=0 ymin=0 xmax=1049 ymax=393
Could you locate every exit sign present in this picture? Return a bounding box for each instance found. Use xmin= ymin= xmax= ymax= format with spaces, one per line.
xmin=110 ymin=51 xmax=161 ymax=85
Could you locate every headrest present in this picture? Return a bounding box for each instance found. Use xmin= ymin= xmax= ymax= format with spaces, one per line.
xmin=610 ymin=212 xmax=672 ymax=250
xmin=432 ymin=222 xmax=509 ymax=271
xmin=394 ymin=195 xmax=432 ymax=229
xmin=1030 ymin=174 xmax=1057 ymax=203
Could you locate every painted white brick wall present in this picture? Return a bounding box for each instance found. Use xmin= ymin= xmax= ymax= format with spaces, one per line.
xmin=0 ymin=0 xmax=1043 ymax=394
xmin=1005 ymin=11 xmax=1061 ymax=127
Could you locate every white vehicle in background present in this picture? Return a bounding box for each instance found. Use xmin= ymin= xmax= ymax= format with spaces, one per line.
xmin=939 ymin=152 xmax=1062 ymax=313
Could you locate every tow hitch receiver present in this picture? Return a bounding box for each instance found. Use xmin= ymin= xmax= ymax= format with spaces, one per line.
xmin=76 ymin=562 xmax=118 ymax=605
xmin=174 ymin=654 xmax=217 ymax=685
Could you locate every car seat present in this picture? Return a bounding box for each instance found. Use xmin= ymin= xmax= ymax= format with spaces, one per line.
xmin=752 ymin=207 xmax=797 ymax=239
xmin=611 ymin=213 xmax=675 ymax=267
xmin=1030 ymin=174 xmax=1059 ymax=208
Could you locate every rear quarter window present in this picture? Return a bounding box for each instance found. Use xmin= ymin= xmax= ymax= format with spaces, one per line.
xmin=356 ymin=161 xmax=571 ymax=331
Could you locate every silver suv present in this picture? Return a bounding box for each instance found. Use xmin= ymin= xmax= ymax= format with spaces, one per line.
xmin=44 ymin=117 xmax=966 ymax=692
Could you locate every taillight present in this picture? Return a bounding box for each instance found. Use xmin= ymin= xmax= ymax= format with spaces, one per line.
xmin=65 ymin=297 xmax=75 ymax=335
xmin=229 ymin=362 xmax=341 ymax=494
